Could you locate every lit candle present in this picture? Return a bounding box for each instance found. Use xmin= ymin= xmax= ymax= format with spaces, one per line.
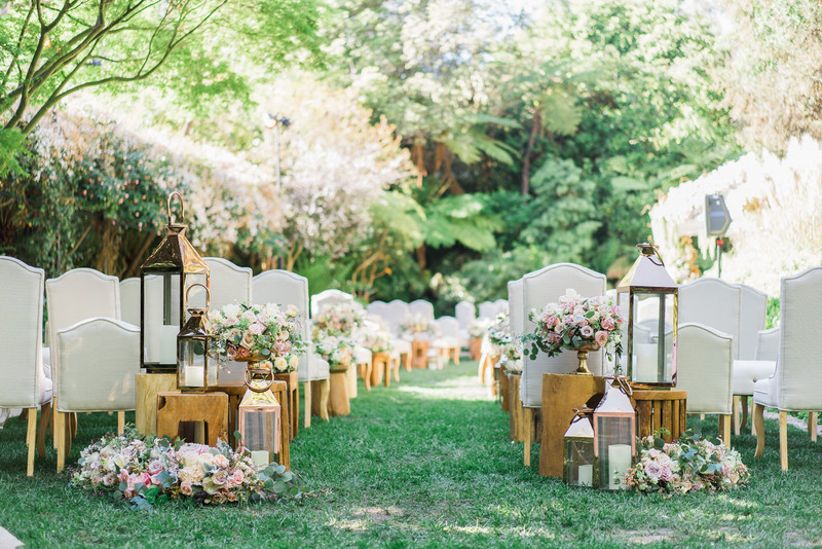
xmin=578 ymin=464 xmax=593 ymax=487
xmin=185 ymin=365 xmax=204 ymax=387
xmin=250 ymin=450 xmax=269 ymax=468
xmin=160 ymin=325 xmax=179 ymax=364
xmin=608 ymin=444 xmax=633 ymax=490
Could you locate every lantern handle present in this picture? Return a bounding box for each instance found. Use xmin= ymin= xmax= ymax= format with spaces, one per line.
xmin=637 ymin=242 xmax=666 ymax=267
xmin=185 ymin=283 xmax=210 ymax=308
xmin=615 ymin=375 xmax=633 ymax=396
xmin=572 ymin=406 xmax=594 ymax=417
xmin=167 ymin=191 xmax=185 ymax=225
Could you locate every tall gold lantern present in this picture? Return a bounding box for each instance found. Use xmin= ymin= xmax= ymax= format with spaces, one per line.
xmin=140 ymin=192 xmax=210 ymax=373
xmin=616 ymin=243 xmax=678 ymax=387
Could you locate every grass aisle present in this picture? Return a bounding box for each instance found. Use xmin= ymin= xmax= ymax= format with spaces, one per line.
xmin=0 ymin=361 xmax=820 ymax=547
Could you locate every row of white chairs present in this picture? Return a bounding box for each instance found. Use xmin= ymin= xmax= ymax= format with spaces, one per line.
xmin=503 ymin=262 xmax=821 ymax=470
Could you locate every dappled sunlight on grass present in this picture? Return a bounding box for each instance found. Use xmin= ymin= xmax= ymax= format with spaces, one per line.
xmin=394 ymin=368 xmax=492 ymax=400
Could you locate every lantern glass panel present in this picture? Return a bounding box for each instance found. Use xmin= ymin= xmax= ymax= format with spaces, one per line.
xmin=177 ymin=337 xmax=217 ymax=389
xmin=564 ymin=438 xmax=595 ymax=487
xmin=238 ymin=390 xmax=281 ymax=466
xmin=595 ymin=415 xmax=634 ymax=490
xmin=630 ymin=292 xmax=674 ymax=385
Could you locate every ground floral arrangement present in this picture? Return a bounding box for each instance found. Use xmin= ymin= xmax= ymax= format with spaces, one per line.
xmin=487 ymin=312 xmax=512 ymax=350
xmin=314 ymin=333 xmax=355 ymax=371
xmin=524 ymin=289 xmax=623 ymax=362
xmin=208 ymin=303 xmax=306 ymax=372
xmin=468 ymin=318 xmax=490 ymax=338
xmin=312 ymin=303 xmax=364 ymax=337
xmin=401 ymin=313 xmax=437 ymax=338
xmin=624 ymin=431 xmax=750 ymax=495
xmin=72 ymin=429 xmax=302 ymax=509
xmin=360 ymin=329 xmax=394 ymax=354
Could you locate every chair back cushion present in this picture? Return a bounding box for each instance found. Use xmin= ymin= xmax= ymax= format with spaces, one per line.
xmin=384 ymin=300 xmax=410 ymax=335
xmin=0 ymin=257 xmax=45 ymax=407
xmin=755 ymin=328 xmax=779 ymax=362
xmin=455 ymin=301 xmax=475 ymax=330
xmin=204 ymin=257 xmax=252 ymax=309
xmin=367 ymin=301 xmax=388 ymax=318
xmin=738 ymin=284 xmax=767 ymax=360
xmin=119 ymin=277 xmax=141 ymax=327
xmin=409 ymin=299 xmax=435 ymax=321
xmin=520 ymin=263 xmax=606 ymax=407
xmin=494 ymin=299 xmax=509 ymax=316
xmin=311 ymin=289 xmax=354 ymax=317
xmin=679 ymin=278 xmax=741 ymax=358
xmin=507 ymin=279 xmax=524 ymax=338
xmin=777 ymin=267 xmax=822 ymax=409
xmin=478 ymin=301 xmax=496 ymax=320
xmin=253 ymin=270 xmax=310 ymax=340
xmin=675 ymin=323 xmax=733 ymax=414
xmin=46 ymin=268 xmax=120 ymax=382
xmin=56 ymin=318 xmax=139 ymax=411
xmin=436 ymin=316 xmax=460 ymax=338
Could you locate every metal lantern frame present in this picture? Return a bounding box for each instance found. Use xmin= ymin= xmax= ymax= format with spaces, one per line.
xmin=140 ymin=192 xmax=210 ymax=373
xmin=177 ymin=284 xmax=215 ymax=392
xmin=592 ymin=378 xmax=636 ymax=490
xmin=563 ymin=409 xmax=595 ymax=488
xmin=616 ymin=243 xmax=678 ymax=388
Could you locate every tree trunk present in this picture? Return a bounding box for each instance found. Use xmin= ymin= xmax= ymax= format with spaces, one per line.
xmin=416 ymin=245 xmax=427 ymax=271
xmin=521 ymin=111 xmax=541 ymax=195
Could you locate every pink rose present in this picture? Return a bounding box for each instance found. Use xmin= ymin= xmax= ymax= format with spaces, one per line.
xmin=275 ymin=341 xmax=292 ymax=355
xmin=211 ymin=470 xmax=229 ymax=486
xmin=118 ymin=469 xmax=129 ymax=482
xmin=595 ymin=330 xmax=609 ymax=347
xmin=141 ymin=472 xmax=153 ymax=486
xmin=580 ymin=325 xmax=594 ymax=338
xmin=180 ymin=481 xmax=193 ymax=496
xmin=147 ymin=460 xmax=164 ymax=475
xmin=602 ymin=317 xmax=615 ymax=331
xmin=644 ymin=461 xmax=662 ymax=481
xmin=249 ymin=322 xmax=265 ymax=336
xmin=230 ymin=470 xmax=244 ymax=485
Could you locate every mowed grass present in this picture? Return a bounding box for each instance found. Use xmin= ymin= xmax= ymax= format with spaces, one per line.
xmin=0 ymin=361 xmax=820 ymax=548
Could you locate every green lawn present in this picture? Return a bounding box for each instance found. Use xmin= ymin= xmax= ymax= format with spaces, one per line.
xmin=0 ymin=361 xmax=820 ymax=548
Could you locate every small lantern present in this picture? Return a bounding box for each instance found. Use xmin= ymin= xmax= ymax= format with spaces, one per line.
xmin=140 ymin=192 xmax=209 ymax=373
xmin=616 ymin=243 xmax=678 ymax=387
xmin=177 ymin=284 xmax=217 ymax=391
xmin=563 ymin=409 xmax=595 ymax=487
xmin=593 ymin=379 xmax=636 ymax=490
xmin=238 ymin=388 xmax=281 ymax=468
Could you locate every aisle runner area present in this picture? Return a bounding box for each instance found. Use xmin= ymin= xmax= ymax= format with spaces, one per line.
xmin=0 ymin=361 xmax=820 ymax=546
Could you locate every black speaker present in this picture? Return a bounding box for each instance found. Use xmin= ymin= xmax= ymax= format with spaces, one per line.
xmin=705 ymin=194 xmax=731 ymax=236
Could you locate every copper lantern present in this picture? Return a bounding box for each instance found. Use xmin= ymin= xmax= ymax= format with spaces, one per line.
xmin=593 ymin=380 xmax=636 ymax=490
xmin=563 ymin=410 xmax=595 ymax=487
xmin=140 ymin=192 xmax=210 ymax=373
xmin=177 ymin=284 xmax=218 ymax=391
xmin=238 ymin=389 xmax=282 ymax=468
xmin=616 ymin=243 xmax=678 ymax=387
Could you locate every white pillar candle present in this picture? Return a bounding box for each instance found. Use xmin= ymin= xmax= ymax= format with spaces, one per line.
xmin=635 ymin=343 xmax=657 ymax=382
xmin=608 ymin=444 xmax=633 ymax=490
xmin=578 ymin=464 xmax=593 ymax=487
xmin=185 ymin=365 xmax=205 ymax=387
xmin=160 ymin=325 xmax=179 ymax=364
xmin=250 ymin=450 xmax=269 ymax=468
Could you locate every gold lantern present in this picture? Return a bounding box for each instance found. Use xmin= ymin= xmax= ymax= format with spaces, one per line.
xmin=238 ymin=388 xmax=282 ymax=468
xmin=616 ymin=243 xmax=678 ymax=387
xmin=177 ymin=284 xmax=218 ymax=391
xmin=140 ymin=192 xmax=209 ymax=373
xmin=593 ymin=379 xmax=636 ymax=490
xmin=563 ymin=409 xmax=595 ymax=487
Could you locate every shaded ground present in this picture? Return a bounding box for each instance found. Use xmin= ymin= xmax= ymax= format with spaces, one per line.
xmin=0 ymin=361 xmax=820 ymax=548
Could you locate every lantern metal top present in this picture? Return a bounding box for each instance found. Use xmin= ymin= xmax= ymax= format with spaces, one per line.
xmin=616 ymin=243 xmax=677 ymax=292
xmin=141 ymin=192 xmax=208 ymax=274
xmin=565 ymin=414 xmax=594 ymax=438
xmin=595 ymin=380 xmax=634 ymax=414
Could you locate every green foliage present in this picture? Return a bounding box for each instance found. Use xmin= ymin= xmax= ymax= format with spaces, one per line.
xmin=0 ymin=127 xmax=27 ymax=177
xmin=424 ymin=194 xmax=502 ymax=253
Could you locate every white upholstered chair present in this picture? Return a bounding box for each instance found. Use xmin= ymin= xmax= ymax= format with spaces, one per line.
xmin=311 ymin=289 xmax=356 ymax=317
xmin=384 ymin=299 xmax=410 ymax=336
xmin=517 ymin=263 xmax=606 ymax=466
xmin=367 ymin=300 xmax=388 ymax=318
xmin=119 ymin=277 xmax=141 ymax=327
xmin=754 ymin=267 xmax=822 ymax=471
xmin=478 ymin=301 xmax=496 ymax=321
xmin=204 ymin=257 xmax=252 ymax=309
xmin=455 ymin=300 xmax=475 ymax=343
xmin=434 ymin=316 xmax=461 ymax=364
xmin=46 ymin=268 xmax=136 ymax=472
xmin=409 ymin=299 xmax=435 ymax=321
xmin=253 ymin=270 xmax=330 ymax=426
xmin=493 ymin=299 xmax=509 ymax=316
xmin=0 ymin=257 xmax=52 ymax=476
xmin=675 ymin=323 xmax=734 ymax=445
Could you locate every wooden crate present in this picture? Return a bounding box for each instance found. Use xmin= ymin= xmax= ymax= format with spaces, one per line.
xmin=412 ymin=339 xmax=430 ymax=369
xmin=135 ymin=373 xmax=178 ymax=436
xmin=539 ymin=373 xmax=606 ymax=478
xmin=631 ymin=389 xmax=688 ymax=442
xmin=274 ymin=371 xmax=299 ymax=440
xmin=499 ymin=368 xmax=510 ymax=412
xmin=508 ymin=373 xmax=529 ymax=442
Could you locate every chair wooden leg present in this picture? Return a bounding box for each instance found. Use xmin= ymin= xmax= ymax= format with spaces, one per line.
xmin=303 ymin=381 xmax=312 ymax=428
xmin=117 ymin=411 xmax=125 ymax=435
xmin=37 ymin=402 xmax=51 ymax=459
xmin=394 ymin=359 xmax=400 ymax=382
xmin=317 ymin=379 xmax=330 ymax=421
xmin=52 ymin=397 xmax=58 ymax=448
xmin=809 ymin=411 xmax=817 ymax=443
xmin=732 ymin=396 xmax=741 ymax=436
xmin=740 ymin=395 xmax=749 ymax=433
xmin=65 ymin=413 xmax=73 ymax=458
xmin=721 ymin=414 xmax=732 ymax=447
xmin=523 ymin=407 xmax=533 ymax=467
xmin=754 ymin=403 xmax=765 ymax=458
xmin=26 ymin=408 xmax=37 ymax=477
xmin=779 ymin=411 xmax=788 ymax=471
xmin=56 ymin=411 xmax=66 ymax=473
xmin=69 ymin=412 xmax=78 ymax=440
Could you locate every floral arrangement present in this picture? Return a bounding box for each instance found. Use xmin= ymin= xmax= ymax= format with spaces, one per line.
xmin=208 ymin=303 xmax=306 ymax=373
xmin=312 ymin=303 xmax=365 ymax=338
xmin=314 ymin=334 xmax=355 ymax=370
xmin=487 ymin=312 xmax=512 ymax=349
xmin=623 ymin=431 xmax=750 ymax=495
xmin=71 ymin=429 xmax=301 ymax=509
xmin=360 ymin=329 xmax=394 ymax=354
xmin=523 ymin=289 xmax=623 ymax=362
xmin=468 ymin=318 xmax=490 ymax=338
xmin=499 ymin=342 xmax=523 ymax=374
xmin=401 ymin=313 xmax=437 ymax=337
